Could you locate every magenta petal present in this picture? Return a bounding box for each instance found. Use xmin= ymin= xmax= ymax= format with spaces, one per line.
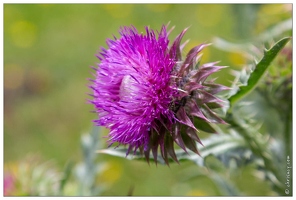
xmin=90 ymin=25 xmax=180 ymax=153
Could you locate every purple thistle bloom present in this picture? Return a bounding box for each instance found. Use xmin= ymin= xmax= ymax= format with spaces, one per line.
xmin=90 ymin=25 xmax=229 ymax=164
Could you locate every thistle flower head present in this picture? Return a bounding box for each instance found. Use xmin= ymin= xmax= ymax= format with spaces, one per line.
xmin=90 ymin=25 xmax=229 ymax=164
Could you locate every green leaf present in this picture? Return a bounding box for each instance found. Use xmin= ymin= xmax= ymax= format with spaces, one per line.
xmin=256 ymin=18 xmax=292 ymax=42
xmin=97 ymin=132 xmax=247 ymax=167
xmin=181 ymin=130 xmax=199 ymax=155
xmin=204 ymin=155 xmax=226 ymax=173
xmin=212 ymin=19 xmax=292 ymax=55
xmin=228 ymin=37 xmax=291 ymax=107
xmin=210 ymin=173 xmax=241 ymax=196
xmin=97 ymin=148 xmax=167 ymax=165
xmin=194 ymin=117 xmax=216 ymax=133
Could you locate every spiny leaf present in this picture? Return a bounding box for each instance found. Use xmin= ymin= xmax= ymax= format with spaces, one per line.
xmin=176 ymin=107 xmax=198 ymax=131
xmin=97 ymin=132 xmax=247 ymax=167
xmin=203 ymin=82 xmax=231 ymax=95
xmin=164 ymin=133 xmax=179 ymax=163
xmin=228 ymin=37 xmax=291 ymax=107
xmin=169 ymin=27 xmax=188 ymax=61
xmin=159 ymin=133 xmax=169 ymax=165
xmin=186 ymin=127 xmax=203 ymax=145
xmin=206 ymin=101 xmax=224 ymax=109
xmin=97 ymin=148 xmax=169 ymax=165
xmin=194 ymin=117 xmax=216 ymax=133
xmin=180 ymin=43 xmax=210 ymax=75
xmin=187 ymin=99 xmax=209 ymax=122
xmin=172 ymin=123 xmax=187 ymax=152
xmin=181 ymin=131 xmax=200 ymax=155
xmin=212 ymin=19 xmax=291 ymax=56
xmin=201 ymin=104 xmax=226 ymax=124
xmin=151 ymin=130 xmax=160 ymax=164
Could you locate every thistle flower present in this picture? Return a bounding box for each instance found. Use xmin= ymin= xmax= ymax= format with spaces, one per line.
xmin=90 ymin=25 xmax=229 ymax=164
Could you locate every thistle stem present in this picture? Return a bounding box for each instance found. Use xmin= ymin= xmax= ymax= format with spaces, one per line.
xmin=225 ymin=113 xmax=285 ymax=195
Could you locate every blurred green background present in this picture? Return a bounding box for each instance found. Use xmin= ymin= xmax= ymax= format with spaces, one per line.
xmin=4 ymin=4 xmax=292 ymax=196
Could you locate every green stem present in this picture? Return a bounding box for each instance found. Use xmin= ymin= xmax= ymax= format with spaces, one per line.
xmin=225 ymin=113 xmax=285 ymax=195
xmin=284 ymin=102 xmax=292 ymax=161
